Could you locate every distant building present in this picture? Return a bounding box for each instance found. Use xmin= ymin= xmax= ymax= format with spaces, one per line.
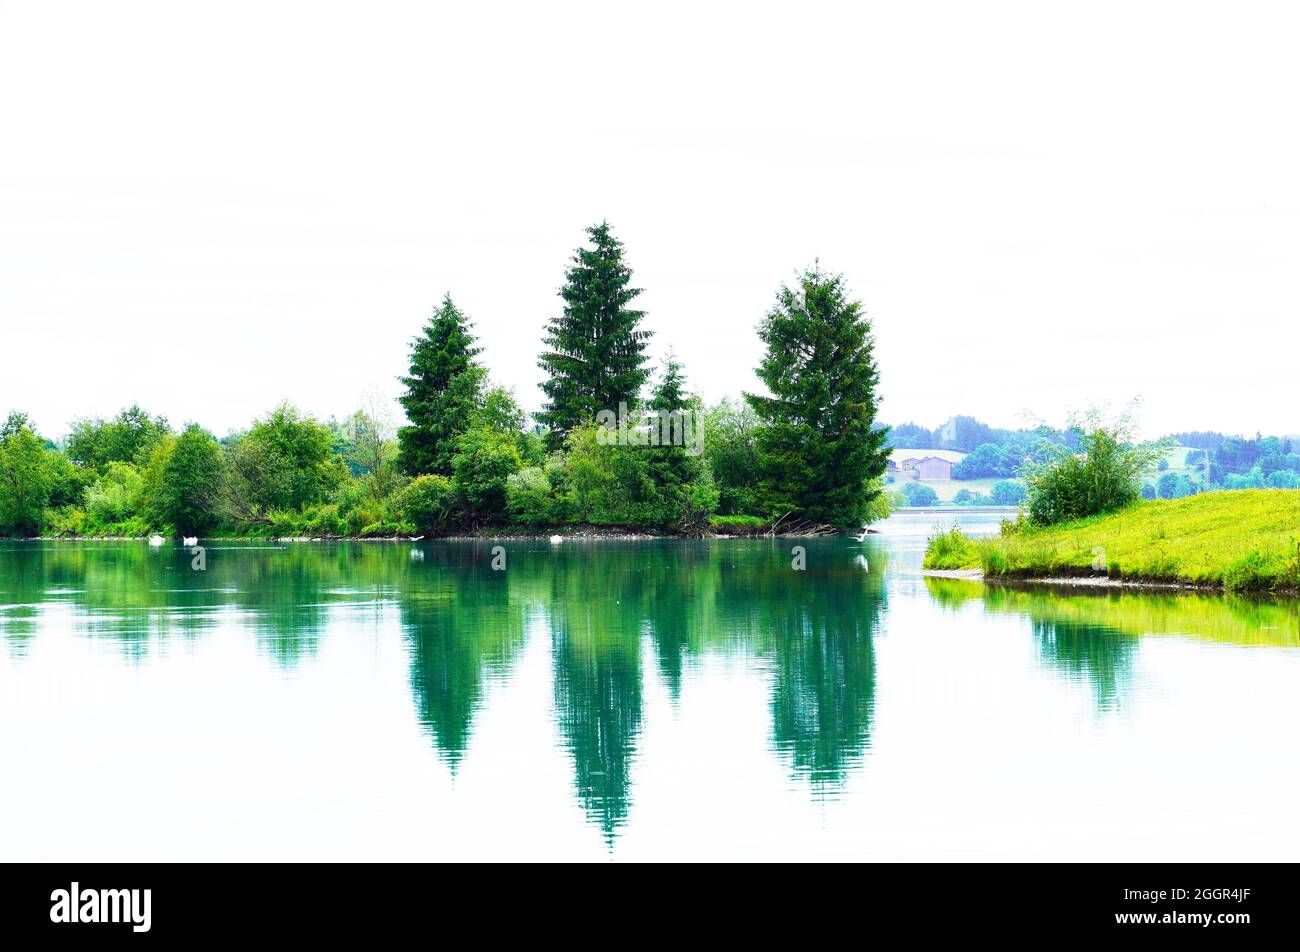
xmin=911 ymin=456 xmax=953 ymax=480
xmin=889 ymin=449 xmax=960 ymax=481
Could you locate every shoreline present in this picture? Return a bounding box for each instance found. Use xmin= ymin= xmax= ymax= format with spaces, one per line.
xmin=19 ymin=526 xmax=871 ymax=543
xmin=918 ymin=567 xmax=1300 ymax=597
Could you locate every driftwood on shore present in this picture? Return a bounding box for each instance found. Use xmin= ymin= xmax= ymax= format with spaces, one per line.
xmin=762 ymin=512 xmax=838 ymax=537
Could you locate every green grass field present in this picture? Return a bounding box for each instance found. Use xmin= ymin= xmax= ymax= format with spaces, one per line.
xmin=923 ymin=489 xmax=1300 ymax=592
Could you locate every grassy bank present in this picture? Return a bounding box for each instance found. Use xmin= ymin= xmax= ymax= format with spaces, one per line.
xmin=924 ymin=489 xmax=1300 ymax=592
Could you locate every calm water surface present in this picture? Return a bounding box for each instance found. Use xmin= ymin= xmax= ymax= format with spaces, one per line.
xmin=2 ymin=512 xmax=1299 ymax=861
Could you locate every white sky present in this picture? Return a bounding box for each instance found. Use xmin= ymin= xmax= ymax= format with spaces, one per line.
xmin=2 ymin=1 xmax=1297 ymax=441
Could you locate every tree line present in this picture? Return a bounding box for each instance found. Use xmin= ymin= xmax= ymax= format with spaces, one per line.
xmin=0 ymin=222 xmax=891 ymax=538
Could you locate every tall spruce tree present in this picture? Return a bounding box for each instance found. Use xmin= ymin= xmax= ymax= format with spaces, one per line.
xmin=397 ymin=295 xmax=486 ymax=476
xmin=744 ymin=266 xmax=889 ymax=528
xmin=537 ymin=222 xmax=652 ymax=448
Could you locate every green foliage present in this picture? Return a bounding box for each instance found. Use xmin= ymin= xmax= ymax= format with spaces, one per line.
xmin=84 ymin=461 xmax=145 ymax=525
xmin=702 ymin=397 xmax=762 ymax=515
xmin=452 ymin=427 xmax=523 ymax=516
xmin=398 ymin=295 xmax=487 ymax=476
xmin=1266 ymin=470 xmax=1300 ymax=489
xmin=148 ymin=425 xmax=224 ymax=534
xmin=899 ymin=482 xmax=938 ymax=507
xmin=1 ymin=411 xmax=34 ymax=442
xmin=396 ymin=475 xmax=456 ymax=532
xmin=537 ymin=222 xmax=651 ymax=449
xmin=0 ymin=425 xmax=59 ymax=535
xmin=506 ymin=466 xmax=553 ymax=525
xmin=676 ymin=471 xmax=721 ymax=536
xmin=225 ymin=403 xmax=341 ymax=519
xmin=745 ymin=266 xmax=889 ymax=527
xmin=862 ymin=478 xmax=895 ymax=522
xmin=555 ymin=424 xmax=672 ymax=526
xmin=447 ymin=385 xmax=532 ymax=518
xmin=923 ymin=525 xmax=982 ymax=570
xmin=331 ymin=401 xmax=400 ymax=497
xmin=66 ymin=404 xmax=170 ymax=472
xmin=1157 ymin=471 xmax=1197 ymax=499
xmin=990 ymin=480 xmax=1027 ymax=506
xmin=952 ymin=442 xmax=1020 ymax=479
xmin=1023 ymin=409 xmax=1171 ymax=526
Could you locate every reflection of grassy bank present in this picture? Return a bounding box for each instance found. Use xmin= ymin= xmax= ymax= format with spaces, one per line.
xmin=923 ymin=490 xmax=1300 ymax=592
xmin=924 ymin=577 xmax=1300 ymax=649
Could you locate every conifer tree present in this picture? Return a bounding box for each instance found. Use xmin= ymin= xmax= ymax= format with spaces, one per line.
xmin=744 ymin=266 xmax=889 ymax=528
xmin=397 ymin=295 xmax=486 ymax=476
xmin=648 ymin=353 xmax=696 ymax=487
xmin=537 ymin=222 xmax=652 ymax=448
xmin=648 ymin=353 xmax=688 ymax=415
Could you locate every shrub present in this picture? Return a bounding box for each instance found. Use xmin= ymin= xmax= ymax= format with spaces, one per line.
xmin=84 ymin=461 xmax=144 ymax=526
xmin=990 ymin=480 xmax=1026 ymax=506
xmin=396 ymin=474 xmax=456 ymax=532
xmin=506 ymin=466 xmax=553 ymax=525
xmin=900 ymin=482 xmax=938 ymax=507
xmin=1266 ymin=470 xmax=1300 ymax=489
xmin=676 ymin=476 xmax=721 ymax=535
xmin=451 ymin=428 xmax=522 ymax=516
xmin=1022 ymin=410 xmax=1169 ymax=526
xmin=923 ymin=526 xmax=981 ymax=570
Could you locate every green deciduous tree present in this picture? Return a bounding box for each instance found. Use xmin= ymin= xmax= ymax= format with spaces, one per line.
xmin=397 ymin=295 xmax=486 ymax=476
xmin=0 ymin=425 xmax=57 ymax=535
xmin=395 ymin=474 xmax=456 ymax=532
xmin=900 ymin=482 xmax=938 ymax=507
xmin=745 ymin=266 xmax=890 ymax=528
xmin=703 ymin=398 xmax=762 ymax=515
xmin=450 ymin=386 xmax=528 ymax=518
xmin=226 ymin=403 xmax=340 ymax=517
xmin=147 ymin=425 xmax=224 ymax=534
xmin=66 ymin=404 xmax=170 ymax=472
xmin=537 ymin=222 xmax=651 ymax=448
xmin=991 ymin=480 xmax=1027 ymax=506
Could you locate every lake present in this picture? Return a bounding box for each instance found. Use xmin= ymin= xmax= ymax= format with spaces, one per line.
xmin=2 ymin=511 xmax=1299 ymax=861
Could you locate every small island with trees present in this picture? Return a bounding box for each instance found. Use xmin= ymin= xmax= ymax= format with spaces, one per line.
xmin=0 ymin=223 xmax=892 ymax=541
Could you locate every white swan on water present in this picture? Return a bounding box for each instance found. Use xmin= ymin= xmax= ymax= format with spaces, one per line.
xmin=182 ymin=536 xmax=198 ymax=546
xmin=148 ymin=535 xmax=165 ymax=546
xmin=549 ymin=535 xmax=563 ymax=544
xmin=852 ymin=527 xmax=870 ymax=542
